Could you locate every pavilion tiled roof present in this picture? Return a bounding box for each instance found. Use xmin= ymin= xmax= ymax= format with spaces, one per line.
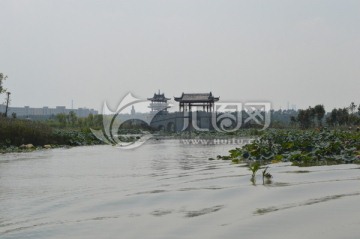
xmin=174 ymin=92 xmax=219 ymax=103
xmin=147 ymin=92 xmax=170 ymax=102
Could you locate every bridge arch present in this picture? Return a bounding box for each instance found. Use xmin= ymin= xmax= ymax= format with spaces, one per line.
xmin=166 ymin=121 xmax=175 ymax=132
xmin=157 ymin=125 xmax=165 ymax=131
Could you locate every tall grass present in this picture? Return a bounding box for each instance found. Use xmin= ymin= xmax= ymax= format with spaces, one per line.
xmin=0 ymin=118 xmax=102 ymax=147
xmin=0 ymin=118 xmax=55 ymax=146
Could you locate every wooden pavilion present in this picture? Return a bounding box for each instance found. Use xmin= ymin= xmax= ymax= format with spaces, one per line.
xmin=174 ymin=92 xmax=219 ymax=112
xmin=147 ymin=91 xmax=170 ymax=112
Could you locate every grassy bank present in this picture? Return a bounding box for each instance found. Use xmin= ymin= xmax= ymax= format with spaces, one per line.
xmin=0 ymin=118 xmax=103 ymax=153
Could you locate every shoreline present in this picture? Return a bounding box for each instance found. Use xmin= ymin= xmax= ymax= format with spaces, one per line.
xmin=0 ymin=134 xmax=257 ymax=154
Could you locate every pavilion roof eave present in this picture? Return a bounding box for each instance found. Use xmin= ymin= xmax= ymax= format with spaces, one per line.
xmin=174 ymin=99 xmax=219 ymax=103
xmin=174 ymin=98 xmax=220 ymax=103
xmin=174 ymin=93 xmax=219 ymax=102
xmin=147 ymin=97 xmax=171 ymax=101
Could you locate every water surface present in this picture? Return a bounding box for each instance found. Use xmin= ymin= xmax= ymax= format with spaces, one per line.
xmin=1 ymin=139 xmax=360 ymax=239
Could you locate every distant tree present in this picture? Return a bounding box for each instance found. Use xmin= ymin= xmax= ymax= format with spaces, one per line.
xmin=87 ymin=113 xmax=94 ymax=126
xmin=290 ymin=116 xmax=297 ymax=125
xmin=327 ymin=107 xmax=350 ymax=126
xmin=68 ymin=111 xmax=77 ymax=126
xmin=347 ymin=103 xmax=360 ymax=125
xmin=93 ymin=115 xmax=103 ymax=128
xmin=11 ymin=112 xmax=16 ymax=119
xmin=339 ymin=108 xmax=349 ymax=125
xmin=296 ymin=106 xmax=323 ymax=128
xmin=327 ymin=109 xmax=338 ymax=126
xmin=349 ymin=102 xmax=357 ymax=114
xmin=297 ymin=109 xmax=312 ymax=128
xmin=309 ymin=107 xmax=316 ymax=126
xmin=77 ymin=117 xmax=85 ymax=127
xmin=314 ymin=104 xmax=325 ymax=126
xmin=56 ymin=113 xmax=67 ymax=127
xmin=0 ymin=73 xmax=7 ymax=94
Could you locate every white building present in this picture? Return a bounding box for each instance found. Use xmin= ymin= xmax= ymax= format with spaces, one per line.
xmin=0 ymin=105 xmax=98 ymax=118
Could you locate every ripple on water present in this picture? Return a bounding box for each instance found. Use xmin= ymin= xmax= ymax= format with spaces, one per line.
xmin=150 ymin=209 xmax=174 ymax=217
xmin=254 ymin=192 xmax=360 ymax=215
xmin=183 ymin=205 xmax=224 ymax=218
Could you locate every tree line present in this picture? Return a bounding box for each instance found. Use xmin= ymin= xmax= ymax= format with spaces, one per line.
xmin=53 ymin=112 xmax=103 ymax=129
xmin=289 ymin=102 xmax=360 ymax=129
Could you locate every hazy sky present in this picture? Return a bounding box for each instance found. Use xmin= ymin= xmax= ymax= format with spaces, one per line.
xmin=1 ymin=0 xmax=359 ymax=112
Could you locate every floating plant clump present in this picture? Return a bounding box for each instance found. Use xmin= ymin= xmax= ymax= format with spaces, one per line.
xmin=212 ymin=129 xmax=360 ymax=167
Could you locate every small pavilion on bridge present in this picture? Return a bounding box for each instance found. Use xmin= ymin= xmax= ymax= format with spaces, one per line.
xmin=147 ymin=91 xmax=170 ymax=112
xmin=174 ymin=92 xmax=219 ymax=112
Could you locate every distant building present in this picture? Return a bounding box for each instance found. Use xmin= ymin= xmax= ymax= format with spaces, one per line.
xmin=0 ymin=104 xmax=98 ymax=119
xmin=131 ymin=105 xmax=136 ymax=115
xmin=174 ymin=92 xmax=219 ymax=112
xmin=147 ymin=91 xmax=170 ymax=112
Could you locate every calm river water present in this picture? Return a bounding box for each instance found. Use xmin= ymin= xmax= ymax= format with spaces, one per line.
xmin=1 ymin=139 xmax=360 ymax=239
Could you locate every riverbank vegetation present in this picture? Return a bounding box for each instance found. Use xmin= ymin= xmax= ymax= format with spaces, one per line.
xmin=0 ymin=73 xmax=104 ymax=153
xmin=272 ymin=103 xmax=360 ymax=129
xmin=0 ymin=116 xmax=104 ymax=153
xmin=213 ymin=102 xmax=360 ymax=167
xmin=1 ymin=97 xmax=360 ymax=156
xmin=215 ymin=129 xmax=360 ymax=167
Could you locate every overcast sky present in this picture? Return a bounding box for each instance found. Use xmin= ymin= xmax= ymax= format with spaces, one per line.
xmin=0 ymin=0 xmax=359 ymax=112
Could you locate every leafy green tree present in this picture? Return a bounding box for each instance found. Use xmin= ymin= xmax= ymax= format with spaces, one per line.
xmin=327 ymin=107 xmax=351 ymax=126
xmin=328 ymin=108 xmax=338 ymax=126
xmin=297 ymin=109 xmax=312 ymax=128
xmin=290 ymin=116 xmax=297 ymax=127
xmin=0 ymin=73 xmax=7 ymax=94
xmin=349 ymin=102 xmax=357 ymax=114
xmin=309 ymin=107 xmax=316 ymax=126
xmin=68 ymin=111 xmax=77 ymax=126
xmin=314 ymin=104 xmax=325 ymax=126
xmin=93 ymin=115 xmax=103 ymax=128
xmin=339 ymin=108 xmax=350 ymax=125
xmin=56 ymin=113 xmax=67 ymax=127
xmin=87 ymin=113 xmax=94 ymax=127
xmin=77 ymin=117 xmax=85 ymax=127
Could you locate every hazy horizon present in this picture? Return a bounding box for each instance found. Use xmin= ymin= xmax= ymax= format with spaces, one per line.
xmin=1 ymin=0 xmax=359 ymax=112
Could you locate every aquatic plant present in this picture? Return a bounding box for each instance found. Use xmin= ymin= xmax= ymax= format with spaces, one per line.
xmin=262 ymin=167 xmax=272 ymax=184
xmin=248 ymin=162 xmax=260 ymax=178
xmin=214 ymin=129 xmax=360 ymax=166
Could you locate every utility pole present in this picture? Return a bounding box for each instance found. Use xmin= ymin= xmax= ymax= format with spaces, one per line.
xmin=5 ymin=92 xmax=11 ymax=117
